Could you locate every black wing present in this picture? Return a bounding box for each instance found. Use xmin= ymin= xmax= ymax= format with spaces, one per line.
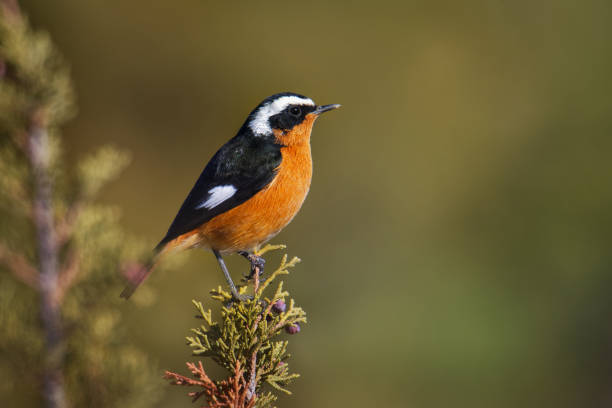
xmin=156 ymin=135 xmax=282 ymax=250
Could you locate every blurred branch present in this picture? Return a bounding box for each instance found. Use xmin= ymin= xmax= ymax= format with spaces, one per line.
xmin=28 ymin=111 xmax=66 ymax=408
xmin=57 ymin=247 xmax=80 ymax=302
xmin=0 ymin=0 xmax=19 ymax=18
xmin=0 ymin=241 xmax=39 ymax=289
xmin=55 ymin=202 xmax=81 ymax=246
xmin=0 ymin=1 xmax=161 ymax=406
xmin=1 ymin=0 xmax=68 ymax=405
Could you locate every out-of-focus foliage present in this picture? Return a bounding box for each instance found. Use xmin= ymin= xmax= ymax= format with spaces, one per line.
xmin=167 ymin=246 xmax=306 ymax=407
xmin=0 ymin=5 xmax=160 ymax=407
xmin=0 ymin=8 xmax=73 ymax=133
xmin=78 ymin=146 xmax=130 ymax=198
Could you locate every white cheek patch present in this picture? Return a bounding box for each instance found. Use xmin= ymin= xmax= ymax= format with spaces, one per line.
xmin=197 ymin=185 xmax=237 ymax=209
xmin=249 ymin=95 xmax=315 ymax=135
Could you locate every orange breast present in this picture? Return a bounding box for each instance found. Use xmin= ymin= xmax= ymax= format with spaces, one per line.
xmin=197 ymin=142 xmax=313 ymax=253
xmin=164 ymin=114 xmax=318 ymax=254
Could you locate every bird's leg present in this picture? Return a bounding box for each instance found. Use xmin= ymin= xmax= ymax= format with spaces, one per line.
xmin=238 ymin=251 xmax=266 ymax=281
xmin=213 ymin=249 xmax=250 ymax=302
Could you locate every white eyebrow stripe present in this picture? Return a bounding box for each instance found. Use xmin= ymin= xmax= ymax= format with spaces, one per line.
xmin=249 ymin=96 xmax=315 ymax=135
xmin=196 ymin=185 xmax=237 ymax=209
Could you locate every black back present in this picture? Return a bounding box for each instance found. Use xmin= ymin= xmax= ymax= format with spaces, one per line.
xmin=156 ymin=133 xmax=282 ymax=250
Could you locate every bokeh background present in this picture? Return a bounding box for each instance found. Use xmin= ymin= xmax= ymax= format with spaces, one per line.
xmin=17 ymin=0 xmax=612 ymax=406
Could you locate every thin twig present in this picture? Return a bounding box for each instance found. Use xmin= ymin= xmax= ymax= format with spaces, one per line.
xmin=245 ymin=266 xmax=262 ymax=403
xmin=55 ymin=202 xmax=82 ymax=247
xmin=57 ymin=247 xmax=80 ymax=302
xmin=0 ymin=242 xmax=39 ymax=289
xmin=246 ymin=351 xmax=258 ymax=403
xmin=28 ymin=111 xmax=66 ymax=408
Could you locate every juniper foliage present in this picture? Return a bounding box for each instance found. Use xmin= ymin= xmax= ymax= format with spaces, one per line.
xmin=166 ymin=245 xmax=307 ymax=408
xmin=0 ymin=3 xmax=160 ymax=407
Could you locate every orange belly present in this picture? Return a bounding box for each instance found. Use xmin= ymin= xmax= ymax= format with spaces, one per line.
xmin=196 ymin=142 xmax=312 ymax=253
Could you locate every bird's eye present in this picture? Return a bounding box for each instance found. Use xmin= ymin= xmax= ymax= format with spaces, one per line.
xmin=289 ymin=106 xmax=301 ymax=116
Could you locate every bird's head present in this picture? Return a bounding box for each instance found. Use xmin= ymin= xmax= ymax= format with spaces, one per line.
xmin=245 ymin=92 xmax=340 ymax=146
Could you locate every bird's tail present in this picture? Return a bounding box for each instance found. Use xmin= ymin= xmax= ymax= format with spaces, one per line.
xmin=120 ymin=243 xmax=168 ymax=300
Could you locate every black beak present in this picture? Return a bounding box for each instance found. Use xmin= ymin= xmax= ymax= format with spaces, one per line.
xmin=312 ymin=104 xmax=341 ymax=115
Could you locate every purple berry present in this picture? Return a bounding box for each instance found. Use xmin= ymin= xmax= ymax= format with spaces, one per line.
xmin=285 ymin=323 xmax=300 ymax=335
xmin=272 ymin=300 xmax=286 ymax=314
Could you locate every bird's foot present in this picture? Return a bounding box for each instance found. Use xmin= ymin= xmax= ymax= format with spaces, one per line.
xmin=239 ymin=251 xmax=266 ymax=282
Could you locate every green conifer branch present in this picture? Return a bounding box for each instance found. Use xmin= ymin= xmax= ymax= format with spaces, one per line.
xmin=0 ymin=2 xmax=161 ymax=407
xmin=0 ymin=2 xmax=74 ymax=406
xmin=166 ymin=245 xmax=307 ymax=408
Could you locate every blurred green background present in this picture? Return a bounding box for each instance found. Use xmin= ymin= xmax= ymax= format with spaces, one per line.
xmin=19 ymin=0 xmax=612 ymax=406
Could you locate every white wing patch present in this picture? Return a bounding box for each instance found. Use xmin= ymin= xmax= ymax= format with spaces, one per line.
xmin=196 ymin=185 xmax=237 ymax=210
xmin=249 ymin=95 xmax=315 ymax=135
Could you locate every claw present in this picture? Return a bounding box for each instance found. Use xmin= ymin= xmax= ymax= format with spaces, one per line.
xmin=239 ymin=251 xmax=266 ymax=281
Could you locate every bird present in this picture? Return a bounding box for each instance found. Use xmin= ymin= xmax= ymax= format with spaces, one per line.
xmin=120 ymin=92 xmax=340 ymax=300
